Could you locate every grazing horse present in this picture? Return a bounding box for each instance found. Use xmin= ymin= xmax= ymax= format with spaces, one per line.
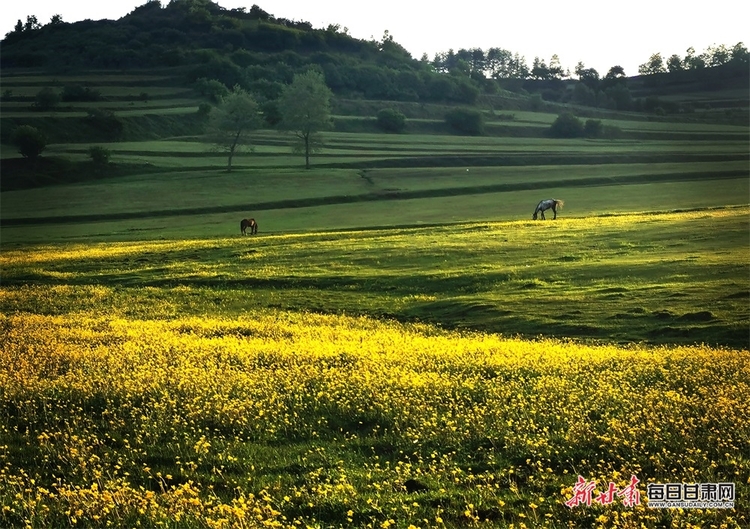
xmin=240 ymin=218 xmax=258 ymax=235
xmin=533 ymin=199 xmax=564 ymax=220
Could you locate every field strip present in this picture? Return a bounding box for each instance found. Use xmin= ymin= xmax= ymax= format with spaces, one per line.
xmin=2 ymin=170 xmax=747 ymax=226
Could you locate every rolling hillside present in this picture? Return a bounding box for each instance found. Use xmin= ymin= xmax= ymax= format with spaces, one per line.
xmin=1 ymin=5 xmax=749 ymax=529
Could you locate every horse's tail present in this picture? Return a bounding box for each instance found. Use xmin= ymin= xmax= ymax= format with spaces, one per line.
xmin=554 ymin=199 xmax=564 ymax=210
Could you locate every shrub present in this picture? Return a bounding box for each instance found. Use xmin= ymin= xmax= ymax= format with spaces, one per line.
xmin=602 ymin=124 xmax=623 ymax=139
xmin=376 ymin=108 xmax=406 ymax=133
xmin=528 ymin=93 xmax=544 ymax=111
xmin=61 ymin=85 xmax=102 ymax=102
xmin=444 ymin=107 xmax=484 ymax=135
xmin=88 ymin=146 xmax=111 ymax=165
xmin=549 ymin=112 xmax=584 ymax=138
xmin=584 ymin=119 xmax=603 ymax=138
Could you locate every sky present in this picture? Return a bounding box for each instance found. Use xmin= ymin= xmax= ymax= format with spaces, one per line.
xmin=2 ymin=0 xmax=748 ymax=76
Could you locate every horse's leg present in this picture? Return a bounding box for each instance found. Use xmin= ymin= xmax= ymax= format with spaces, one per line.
xmin=552 ymin=206 xmax=557 ymax=220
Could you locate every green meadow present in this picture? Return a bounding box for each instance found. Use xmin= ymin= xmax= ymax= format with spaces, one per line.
xmin=2 ymin=69 xmax=748 ymax=347
xmin=2 ymin=208 xmax=748 ymax=348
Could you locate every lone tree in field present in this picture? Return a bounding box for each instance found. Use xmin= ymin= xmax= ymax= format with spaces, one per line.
xmin=209 ymin=85 xmax=261 ymax=172
xmin=11 ymin=125 xmax=47 ymax=160
xmin=278 ymin=70 xmax=333 ymax=169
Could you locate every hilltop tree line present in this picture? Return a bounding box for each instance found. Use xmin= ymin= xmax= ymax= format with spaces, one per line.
xmin=4 ymin=0 xmax=748 ymax=114
xmin=638 ymin=43 xmax=749 ymax=75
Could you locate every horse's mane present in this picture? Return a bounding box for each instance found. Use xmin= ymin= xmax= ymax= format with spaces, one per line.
xmin=554 ymin=199 xmax=564 ymax=209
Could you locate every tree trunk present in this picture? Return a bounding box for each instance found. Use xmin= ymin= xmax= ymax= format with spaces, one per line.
xmin=304 ymin=134 xmax=310 ymax=169
xmin=228 ymin=129 xmax=242 ymax=172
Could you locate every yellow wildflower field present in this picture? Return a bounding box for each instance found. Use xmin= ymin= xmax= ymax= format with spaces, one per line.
xmin=1 ymin=308 xmax=747 ymax=528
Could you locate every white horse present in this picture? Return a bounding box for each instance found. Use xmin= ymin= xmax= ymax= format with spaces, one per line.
xmin=533 ymin=199 xmax=564 ymax=220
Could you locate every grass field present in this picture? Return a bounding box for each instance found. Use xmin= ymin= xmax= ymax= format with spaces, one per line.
xmin=1 ymin=70 xmax=749 ymax=528
xmin=2 ymin=208 xmax=748 ymax=347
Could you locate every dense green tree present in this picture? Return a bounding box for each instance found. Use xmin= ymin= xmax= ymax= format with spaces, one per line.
xmin=531 ymin=57 xmax=550 ymax=80
xmin=730 ymin=42 xmax=749 ymax=64
xmin=638 ymin=53 xmax=666 ymax=75
xmin=600 ymin=65 xmax=627 ymax=90
xmin=548 ymin=54 xmax=564 ymax=79
xmin=487 ymin=47 xmax=514 ymax=78
xmin=11 ymin=125 xmax=47 ymax=159
xmin=605 ymin=84 xmax=633 ymax=110
xmin=194 ymin=77 xmax=229 ymax=103
xmin=572 ymin=83 xmax=597 ymax=106
xmin=683 ymin=47 xmax=706 ymax=70
xmin=208 ymin=85 xmax=262 ymax=171
xmin=277 ymin=70 xmax=333 ymax=169
xmin=32 ymin=87 xmax=60 ymax=111
xmin=24 ymin=15 xmax=41 ymax=31
xmin=426 ymin=76 xmax=454 ymax=101
xmin=188 ymin=56 xmax=244 ymax=88
xmin=450 ymin=77 xmax=480 ymax=104
xmin=469 ymin=48 xmax=486 ymax=75
xmin=393 ymin=71 xmax=423 ymax=101
xmin=705 ymin=44 xmax=730 ymax=67
xmin=666 ymin=54 xmax=683 ymax=72
xmin=444 ymin=107 xmax=484 ymax=135
xmin=576 ymin=67 xmax=599 ymax=90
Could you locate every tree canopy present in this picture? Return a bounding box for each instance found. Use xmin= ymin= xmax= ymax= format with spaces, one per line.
xmin=208 ymin=85 xmax=262 ymax=172
xmin=11 ymin=125 xmax=47 ymax=159
xmin=277 ymin=70 xmax=332 ymax=169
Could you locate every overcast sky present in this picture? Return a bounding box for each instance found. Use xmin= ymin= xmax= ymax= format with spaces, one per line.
xmin=3 ymin=0 xmax=748 ymax=76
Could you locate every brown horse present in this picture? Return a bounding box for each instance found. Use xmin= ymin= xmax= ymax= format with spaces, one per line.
xmin=240 ymin=218 xmax=257 ymax=235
